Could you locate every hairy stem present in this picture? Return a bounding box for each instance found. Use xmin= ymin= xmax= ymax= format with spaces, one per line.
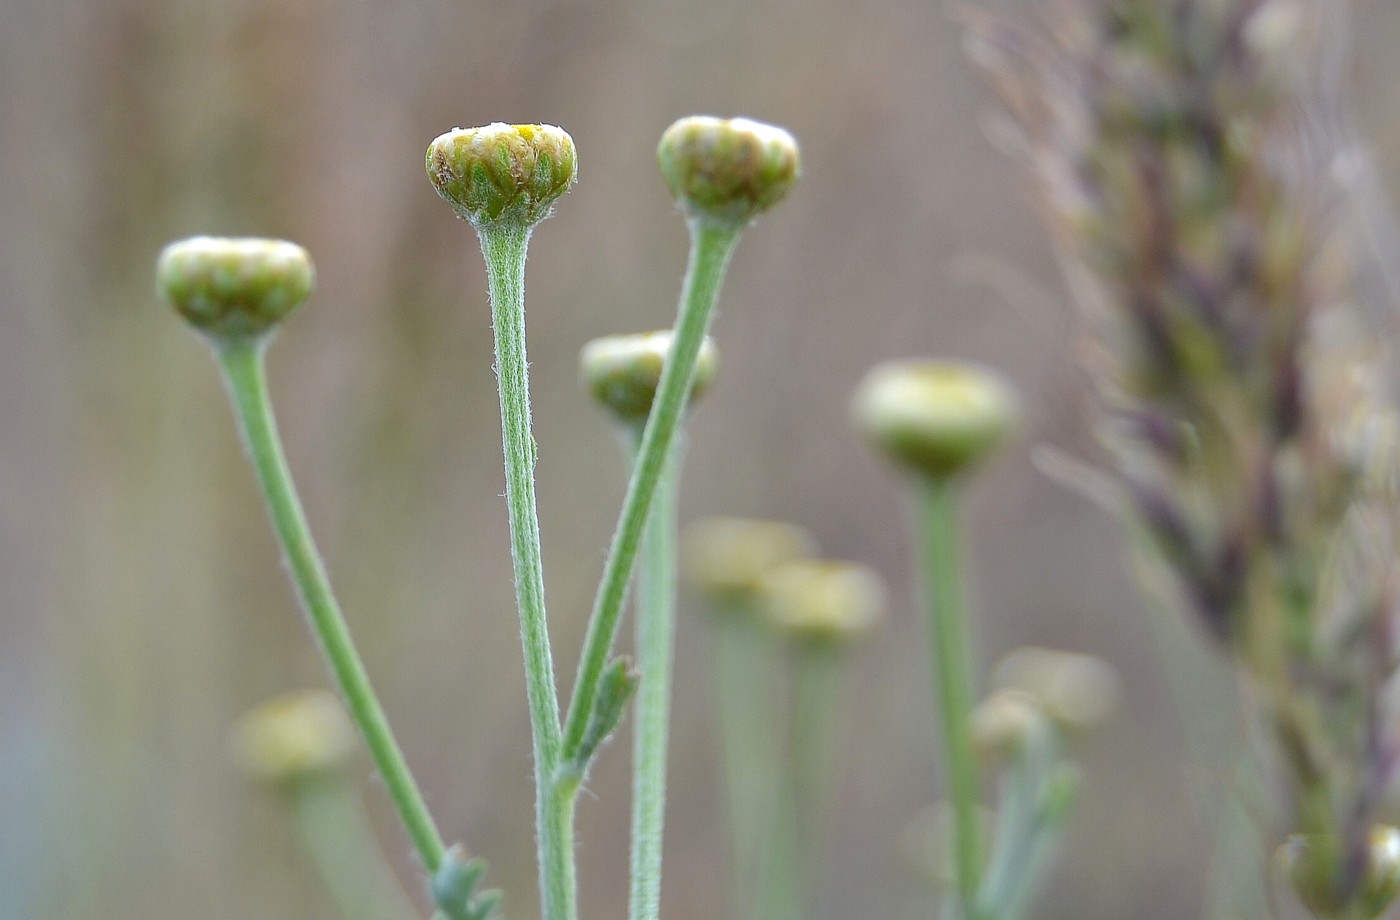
xmin=627 ymin=429 xmax=682 ymax=920
xmin=216 ymin=341 xmax=446 ymax=875
xmin=916 ymin=478 xmax=983 ymax=917
xmin=562 ymin=220 xmax=740 ymax=760
xmin=476 ymin=223 xmax=573 ymax=920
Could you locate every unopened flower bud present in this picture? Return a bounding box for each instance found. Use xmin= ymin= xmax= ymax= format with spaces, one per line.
xmin=972 ymin=689 xmax=1047 ymax=763
xmin=991 ymin=647 xmax=1120 ymax=734
xmin=580 ymin=330 xmax=719 ymax=424
xmin=426 ymin=123 xmax=577 ymax=229
xmin=157 ymin=237 xmax=313 ymax=342
xmin=1277 ymin=826 xmax=1400 ymax=920
xmin=682 ymin=517 xmax=817 ymax=603
xmin=657 ymin=116 xmax=799 ymax=227
xmin=757 ymin=559 xmax=885 ymax=645
xmin=853 ymin=360 xmax=1019 ymax=480
xmin=231 ymin=689 xmax=357 ymax=785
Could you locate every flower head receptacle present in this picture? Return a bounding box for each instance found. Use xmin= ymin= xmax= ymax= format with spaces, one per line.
xmin=231 ymin=689 xmax=357 ymax=786
xmin=156 ymin=236 xmax=314 ymax=344
xmin=757 ymin=559 xmax=885 ymax=646
xmin=581 ymin=329 xmax=719 ymax=426
xmin=682 ymin=517 xmax=818 ymax=606
xmin=853 ymin=360 xmax=1018 ymax=482
xmin=426 ymin=123 xmax=577 ymax=230
xmin=658 ymin=116 xmax=799 ymax=228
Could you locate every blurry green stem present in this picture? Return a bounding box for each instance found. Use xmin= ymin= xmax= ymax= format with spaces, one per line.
xmin=916 ymin=478 xmax=983 ymax=917
xmin=476 ymin=224 xmax=573 ymax=920
xmin=763 ymin=644 xmax=842 ymax=920
xmin=216 ymin=341 xmax=447 ymax=877
xmin=627 ymin=429 xmax=682 ymax=920
xmin=291 ymin=778 xmax=421 ymax=920
xmin=563 ymin=220 xmax=741 ymax=762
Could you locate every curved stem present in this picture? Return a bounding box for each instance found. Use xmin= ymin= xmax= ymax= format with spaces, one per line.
xmin=562 ymin=220 xmax=741 ymax=761
xmin=476 ymin=224 xmax=573 ymax=920
xmin=916 ymin=478 xmax=983 ymax=917
xmin=216 ymin=341 xmax=446 ymax=875
xmin=627 ymin=429 xmax=682 ymax=920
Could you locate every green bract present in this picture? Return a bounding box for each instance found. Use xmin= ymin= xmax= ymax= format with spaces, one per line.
xmin=156 ymin=236 xmax=314 ymax=342
xmin=657 ymin=116 xmax=799 ymax=227
xmin=853 ymin=361 xmax=1018 ymax=480
xmin=580 ymin=330 xmax=718 ymax=424
xmin=426 ymin=123 xmax=577 ymax=229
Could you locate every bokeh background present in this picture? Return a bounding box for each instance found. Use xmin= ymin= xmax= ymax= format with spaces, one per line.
xmin=5 ymin=0 xmax=1400 ymax=918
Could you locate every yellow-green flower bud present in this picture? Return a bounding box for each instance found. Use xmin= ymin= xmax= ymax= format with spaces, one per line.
xmin=853 ymin=360 xmax=1019 ymax=480
xmin=426 ymin=123 xmax=577 ymax=229
xmin=1277 ymin=826 xmax=1400 ymax=920
xmin=682 ymin=517 xmax=817 ymax=603
xmin=156 ymin=236 xmax=314 ymax=342
xmin=657 ymin=116 xmax=800 ymax=227
xmin=580 ymin=330 xmax=719 ymax=424
xmin=230 ymin=689 xmax=357 ymax=785
xmin=971 ymin=689 xmax=1048 ymax=764
xmin=757 ymin=559 xmax=884 ymax=645
xmin=991 ymin=647 xmax=1120 ymax=734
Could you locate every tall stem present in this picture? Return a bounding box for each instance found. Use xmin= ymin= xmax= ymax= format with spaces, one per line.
xmin=216 ymin=341 xmax=446 ymax=875
xmin=476 ymin=224 xmax=573 ymax=920
xmin=628 ymin=430 xmax=682 ymax=920
xmin=562 ymin=220 xmax=740 ymax=760
xmin=916 ymin=478 xmax=982 ymax=917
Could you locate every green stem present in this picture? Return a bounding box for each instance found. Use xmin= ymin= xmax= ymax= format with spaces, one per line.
xmin=916 ymin=478 xmax=983 ymax=917
xmin=475 ymin=224 xmax=573 ymax=920
xmin=562 ymin=220 xmax=741 ymax=762
xmin=216 ymin=341 xmax=446 ymax=876
xmin=627 ymin=429 xmax=682 ymax=920
xmin=714 ymin=606 xmax=778 ymax=920
xmin=290 ymin=777 xmax=422 ymax=920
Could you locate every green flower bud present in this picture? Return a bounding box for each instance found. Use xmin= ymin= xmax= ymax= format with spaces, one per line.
xmin=426 ymin=123 xmax=577 ymax=229
xmin=1277 ymin=826 xmax=1400 ymax=920
xmin=657 ymin=116 xmax=800 ymax=227
xmin=853 ymin=360 xmax=1019 ymax=480
xmin=230 ymin=689 xmax=357 ymax=785
xmin=580 ymin=329 xmax=719 ymax=424
xmin=971 ymin=689 xmax=1048 ymax=764
xmin=682 ymin=517 xmax=817 ymax=603
xmin=757 ymin=559 xmax=884 ymax=645
xmin=991 ymin=647 xmax=1120 ymax=734
xmin=156 ymin=236 xmax=314 ymax=342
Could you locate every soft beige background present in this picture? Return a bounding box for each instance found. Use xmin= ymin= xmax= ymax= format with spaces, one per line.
xmin=5 ymin=0 xmax=1400 ymax=918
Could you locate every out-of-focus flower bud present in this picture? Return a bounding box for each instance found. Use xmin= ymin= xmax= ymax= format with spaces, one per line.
xmin=971 ymin=689 xmax=1048 ymax=764
xmin=682 ymin=517 xmax=817 ymax=603
xmin=657 ymin=116 xmax=799 ymax=227
xmin=426 ymin=123 xmax=577 ymax=229
xmin=991 ymin=647 xmax=1120 ymax=734
xmin=853 ymin=361 xmax=1018 ymax=481
xmin=231 ymin=689 xmax=357 ymax=785
xmin=580 ymin=330 xmax=719 ymax=424
xmin=757 ymin=559 xmax=885 ymax=645
xmin=1277 ymin=826 xmax=1400 ymax=920
xmin=157 ymin=237 xmax=313 ymax=342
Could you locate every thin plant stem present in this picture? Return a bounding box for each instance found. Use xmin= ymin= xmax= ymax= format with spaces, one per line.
xmin=562 ymin=220 xmax=741 ymax=761
xmin=290 ymin=777 xmax=421 ymax=920
xmin=216 ymin=341 xmax=446 ymax=875
xmin=627 ymin=428 xmax=682 ymax=920
xmin=713 ymin=606 xmax=779 ymax=920
xmin=915 ymin=478 xmax=983 ymax=918
xmin=475 ymin=223 xmax=573 ymax=920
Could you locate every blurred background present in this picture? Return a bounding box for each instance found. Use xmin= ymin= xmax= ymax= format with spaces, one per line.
xmin=5 ymin=0 xmax=1400 ymax=918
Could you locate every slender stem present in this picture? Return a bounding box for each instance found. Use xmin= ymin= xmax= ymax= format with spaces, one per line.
xmin=713 ymin=606 xmax=779 ymax=920
xmin=915 ymin=478 xmax=983 ymax=917
xmin=216 ymin=340 xmax=446 ymax=874
xmin=475 ymin=224 xmax=573 ymax=920
xmin=627 ymin=428 xmax=682 ymax=920
xmin=562 ymin=220 xmax=741 ymax=761
xmin=290 ymin=777 xmax=422 ymax=920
